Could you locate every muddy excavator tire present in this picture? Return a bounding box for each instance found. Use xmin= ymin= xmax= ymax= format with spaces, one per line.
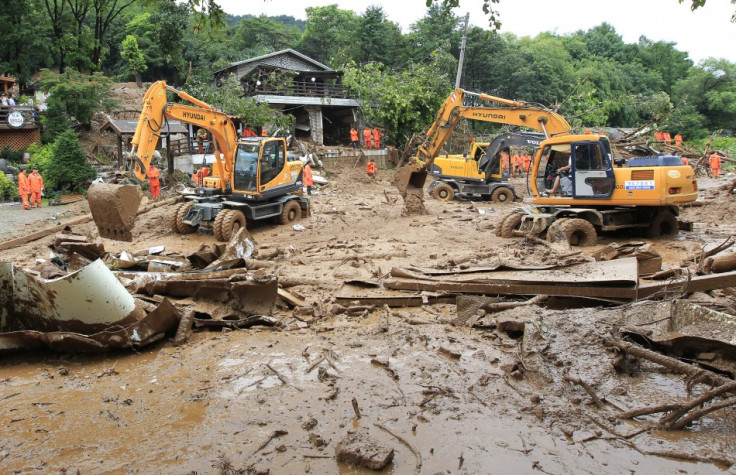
xmin=553 ymin=218 xmax=597 ymax=247
xmin=213 ymin=209 xmax=228 ymax=241
xmin=171 ymin=202 xmax=196 ymax=234
xmin=217 ymin=210 xmax=246 ymax=242
xmin=491 ymin=187 xmax=513 ymax=203
xmin=279 ymin=200 xmax=302 ymax=225
xmin=545 ymin=218 xmax=571 ymax=243
xmin=646 ymin=210 xmax=678 ymax=238
xmin=431 ymin=183 xmax=454 ymax=201
xmin=87 ymin=183 xmax=143 ymax=241
xmin=499 ymin=211 xmax=524 ymax=238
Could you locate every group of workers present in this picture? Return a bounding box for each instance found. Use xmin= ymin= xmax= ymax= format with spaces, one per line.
xmin=16 ymin=166 xmax=44 ymax=210
xmin=511 ymin=153 xmax=532 ymax=177
xmin=350 ymin=126 xmax=382 ymax=149
xmin=654 ymin=131 xmax=683 ymax=148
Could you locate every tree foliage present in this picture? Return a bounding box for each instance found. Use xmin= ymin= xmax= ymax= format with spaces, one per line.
xmin=46 ymin=129 xmax=97 ymax=191
xmin=121 ymin=35 xmax=147 ymax=86
xmin=39 ymin=69 xmax=117 ymax=130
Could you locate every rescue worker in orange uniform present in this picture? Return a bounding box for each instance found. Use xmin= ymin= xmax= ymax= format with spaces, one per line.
xmin=261 ymin=128 xmax=268 ymax=137
xmin=522 ymin=154 xmax=531 ymax=175
xmin=147 ymin=164 xmax=161 ymax=198
xmin=242 ymin=125 xmax=257 ymax=137
xmin=17 ymin=167 xmax=30 ymax=210
xmin=363 ymin=127 xmax=372 ymax=149
xmin=372 ymin=127 xmax=382 ymax=149
xmin=681 ymin=156 xmax=689 ymax=166
xmin=709 ymin=152 xmax=722 ymax=178
xmin=349 ymin=127 xmax=359 ymax=148
xmin=302 ymin=162 xmax=314 ymax=195
xmin=28 ymin=167 xmax=44 ymax=207
xmin=654 ymin=131 xmax=663 ymax=142
xmin=366 ymin=158 xmax=377 ymax=178
xmin=500 ymin=151 xmax=510 ymax=177
xmin=675 ymin=133 xmax=683 ymax=148
xmin=663 ymin=132 xmax=672 ymax=144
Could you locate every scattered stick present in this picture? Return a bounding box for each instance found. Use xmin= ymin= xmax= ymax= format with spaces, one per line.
xmin=658 ymin=381 xmax=736 ymax=429
xmin=247 ymin=430 xmax=288 ymax=461
xmin=667 ymin=396 xmax=736 ymax=430
xmin=619 ymin=403 xmax=682 ymax=419
xmin=351 ymin=397 xmax=361 ymax=419
xmin=307 ymin=356 xmax=326 ymax=374
xmin=644 ymin=449 xmax=733 ymax=467
xmin=563 ymin=374 xmax=604 ymax=408
xmin=265 ymin=363 xmax=302 ymax=392
xmin=374 ymin=422 xmax=422 ymax=474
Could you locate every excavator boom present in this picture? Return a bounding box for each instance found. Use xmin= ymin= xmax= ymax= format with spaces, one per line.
xmin=88 ymin=81 xmax=238 ymax=240
xmin=395 ymin=88 xmax=571 ymax=212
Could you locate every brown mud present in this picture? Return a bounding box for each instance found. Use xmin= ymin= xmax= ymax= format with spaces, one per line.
xmin=0 ymin=164 xmax=735 ymax=473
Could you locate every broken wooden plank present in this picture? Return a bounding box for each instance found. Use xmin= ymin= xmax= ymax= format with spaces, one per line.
xmin=638 ymin=270 xmax=736 ymax=299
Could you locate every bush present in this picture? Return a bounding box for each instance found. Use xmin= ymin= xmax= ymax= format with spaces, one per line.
xmin=45 ymin=130 xmax=96 ymax=192
xmin=0 ymin=173 xmax=17 ymax=201
xmin=26 ymin=142 xmax=54 ymax=174
xmin=1 ymin=146 xmax=24 ymax=163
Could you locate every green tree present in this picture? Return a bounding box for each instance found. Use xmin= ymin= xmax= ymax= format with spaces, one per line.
xmin=0 ymin=0 xmax=52 ymax=85
xmin=46 ymin=129 xmax=97 ymax=191
xmin=121 ymin=35 xmax=147 ymax=86
xmin=298 ymin=5 xmax=359 ymax=66
xmin=39 ymin=69 xmax=117 ymax=129
xmin=357 ymin=7 xmax=405 ymax=68
xmin=230 ymin=16 xmax=301 ymax=58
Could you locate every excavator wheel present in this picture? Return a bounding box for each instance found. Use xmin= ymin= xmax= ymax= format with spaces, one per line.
xmin=213 ymin=209 xmax=229 ymax=241
xmin=171 ymin=202 xmax=196 ymax=234
xmin=545 ymin=218 xmax=571 ymax=244
xmin=556 ymin=218 xmax=597 ymax=247
xmin=219 ymin=210 xmax=246 ymax=242
xmin=499 ymin=211 xmax=524 ymax=238
xmin=279 ymin=200 xmax=302 ymax=225
xmin=646 ymin=210 xmax=678 ymax=238
xmin=491 ymin=187 xmax=513 ymax=203
xmin=431 ymin=183 xmax=455 ymax=201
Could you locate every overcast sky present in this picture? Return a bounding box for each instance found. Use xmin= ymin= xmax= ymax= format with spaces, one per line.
xmin=213 ymin=0 xmax=736 ymax=64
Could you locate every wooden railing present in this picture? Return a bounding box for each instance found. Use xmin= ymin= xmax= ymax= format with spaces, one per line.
xmin=249 ymin=80 xmax=352 ymax=99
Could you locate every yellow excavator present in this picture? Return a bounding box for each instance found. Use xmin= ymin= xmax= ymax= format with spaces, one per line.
xmin=395 ymin=88 xmax=571 ymax=211
xmin=396 ymin=88 xmax=698 ymax=245
xmin=88 ymin=81 xmax=309 ymax=241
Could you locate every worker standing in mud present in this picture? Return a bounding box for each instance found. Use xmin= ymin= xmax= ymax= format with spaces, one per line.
xmin=709 ymin=152 xmax=722 ymax=178
xmin=522 ymin=153 xmax=531 ymax=175
xmin=366 ymin=158 xmax=377 ymax=178
xmin=17 ymin=166 xmax=30 ymax=210
xmin=147 ymin=163 xmax=161 ymax=199
xmin=28 ymin=167 xmax=44 ymax=207
xmin=675 ymin=133 xmax=683 ymax=148
xmin=302 ymin=162 xmax=314 ymax=195
xmin=363 ymin=127 xmax=372 ymax=149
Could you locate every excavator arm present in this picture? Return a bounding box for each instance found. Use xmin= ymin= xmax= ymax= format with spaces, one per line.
xmin=395 ymin=88 xmax=571 ymax=212
xmin=88 ymin=80 xmax=238 ymax=241
xmin=128 ymin=80 xmax=238 ymax=193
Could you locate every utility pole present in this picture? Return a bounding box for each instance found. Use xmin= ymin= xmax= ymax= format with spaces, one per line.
xmin=454 ymin=13 xmax=470 ymax=90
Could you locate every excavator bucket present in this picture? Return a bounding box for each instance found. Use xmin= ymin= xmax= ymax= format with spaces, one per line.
xmin=394 ymin=164 xmax=428 ymax=215
xmin=87 ymin=183 xmax=143 ymax=241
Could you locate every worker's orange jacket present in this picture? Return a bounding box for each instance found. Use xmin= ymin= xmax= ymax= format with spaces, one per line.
xmin=366 ymin=162 xmax=377 ymax=175
xmin=372 ymin=128 xmax=382 ymax=144
xmin=663 ymin=132 xmax=671 ymax=143
xmin=29 ymin=172 xmax=43 ymax=193
xmin=17 ymin=172 xmax=30 ymax=194
xmin=350 ymin=128 xmax=358 ymax=142
xmin=675 ymin=134 xmax=683 ymax=147
xmin=302 ymin=164 xmax=314 ymax=186
xmin=709 ymin=154 xmax=721 ymax=169
xmin=522 ymin=154 xmax=531 ymax=169
xmin=147 ymin=166 xmax=161 ymax=183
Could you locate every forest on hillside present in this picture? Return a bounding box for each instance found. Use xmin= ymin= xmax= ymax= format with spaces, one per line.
xmin=2 ymin=0 xmax=735 ymax=146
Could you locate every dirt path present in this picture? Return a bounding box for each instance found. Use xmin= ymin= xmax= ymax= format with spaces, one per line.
xmin=1 ymin=164 xmax=735 ymax=473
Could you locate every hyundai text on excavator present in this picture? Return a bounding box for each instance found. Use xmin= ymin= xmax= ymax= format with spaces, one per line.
xmin=87 ymin=81 xmax=309 ymax=242
xmin=395 ymin=88 xmax=698 ymax=246
xmin=428 ymin=132 xmax=544 ymax=203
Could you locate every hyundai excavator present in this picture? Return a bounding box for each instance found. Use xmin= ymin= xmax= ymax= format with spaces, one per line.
xmin=88 ymin=81 xmax=309 ymax=242
xmin=395 ymin=88 xmax=698 ymax=245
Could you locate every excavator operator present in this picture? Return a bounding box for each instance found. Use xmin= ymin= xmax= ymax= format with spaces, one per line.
xmin=545 ymin=151 xmax=571 ymax=196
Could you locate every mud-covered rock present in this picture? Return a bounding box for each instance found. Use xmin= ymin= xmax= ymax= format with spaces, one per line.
xmin=335 ymin=430 xmax=394 ymax=470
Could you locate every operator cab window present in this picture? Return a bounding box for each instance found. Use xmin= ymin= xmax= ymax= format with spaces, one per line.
xmin=234 ymin=143 xmax=259 ymax=192
xmin=260 ymin=140 xmax=283 ymax=185
xmin=573 ymin=143 xmax=606 ymax=170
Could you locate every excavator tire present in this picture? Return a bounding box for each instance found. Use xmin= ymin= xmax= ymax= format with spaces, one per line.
xmin=558 ymin=218 xmax=597 ymax=247
xmin=491 ymin=187 xmax=513 ymax=203
xmin=499 ymin=211 xmax=524 ymax=238
xmin=646 ymin=210 xmax=678 ymax=238
xmin=213 ymin=209 xmax=229 ymax=241
xmin=172 ymin=202 xmax=196 ymax=234
xmin=219 ymin=210 xmax=246 ymax=242
xmin=545 ymin=218 xmax=571 ymax=243
xmin=279 ymin=200 xmax=302 ymax=225
xmin=431 ymin=183 xmax=454 ymax=201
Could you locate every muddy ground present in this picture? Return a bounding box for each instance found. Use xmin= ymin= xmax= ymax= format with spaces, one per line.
xmin=1 ymin=163 xmax=735 ymax=474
